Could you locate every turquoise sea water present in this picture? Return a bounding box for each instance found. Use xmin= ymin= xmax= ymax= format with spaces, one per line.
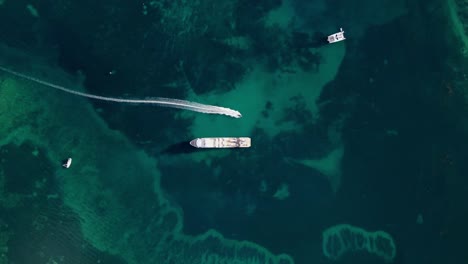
xmin=0 ymin=0 xmax=467 ymax=263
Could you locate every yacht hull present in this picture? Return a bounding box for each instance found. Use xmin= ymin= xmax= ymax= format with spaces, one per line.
xmin=190 ymin=137 xmax=251 ymax=148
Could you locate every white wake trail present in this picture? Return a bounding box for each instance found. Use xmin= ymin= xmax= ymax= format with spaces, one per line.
xmin=0 ymin=66 xmax=242 ymax=118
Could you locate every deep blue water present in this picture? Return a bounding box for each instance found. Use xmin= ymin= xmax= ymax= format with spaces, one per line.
xmin=0 ymin=0 xmax=467 ymax=263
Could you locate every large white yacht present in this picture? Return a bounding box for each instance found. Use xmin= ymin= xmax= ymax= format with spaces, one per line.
xmin=190 ymin=137 xmax=251 ymax=148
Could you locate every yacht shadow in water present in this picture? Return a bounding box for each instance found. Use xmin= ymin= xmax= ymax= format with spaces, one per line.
xmin=160 ymin=141 xmax=214 ymax=155
xmin=160 ymin=141 xmax=195 ymax=155
xmin=292 ymin=31 xmax=329 ymax=49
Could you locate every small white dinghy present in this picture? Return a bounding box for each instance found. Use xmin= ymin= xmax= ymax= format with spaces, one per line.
xmin=62 ymin=158 xmax=72 ymax=168
xmin=327 ymin=28 xmax=346 ymax=44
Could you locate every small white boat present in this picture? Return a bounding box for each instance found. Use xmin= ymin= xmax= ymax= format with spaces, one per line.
xmin=327 ymin=28 xmax=345 ymax=44
xmin=62 ymin=158 xmax=72 ymax=168
xmin=190 ymin=137 xmax=251 ymax=148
